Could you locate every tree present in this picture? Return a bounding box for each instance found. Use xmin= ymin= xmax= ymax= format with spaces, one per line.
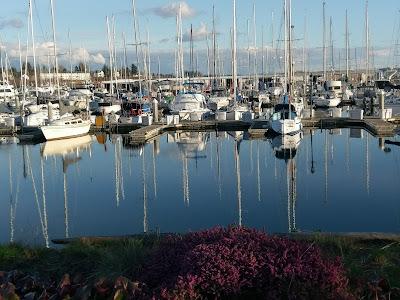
xmin=130 ymin=63 xmax=138 ymax=75
xmin=102 ymin=64 xmax=111 ymax=77
xmin=59 ymin=65 xmax=67 ymax=73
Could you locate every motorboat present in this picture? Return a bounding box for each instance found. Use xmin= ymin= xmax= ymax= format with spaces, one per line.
xmin=170 ymin=91 xmax=211 ymax=120
xmin=208 ymin=88 xmax=230 ymax=111
xmin=0 ymin=81 xmax=18 ymax=101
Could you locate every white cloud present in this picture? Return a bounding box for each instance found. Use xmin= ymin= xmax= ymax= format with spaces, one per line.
xmin=0 ymin=18 xmax=23 ymax=30
xmin=6 ymin=43 xmax=106 ymax=66
xmin=91 ymin=53 xmax=106 ymax=64
xmin=151 ymin=2 xmax=197 ymax=19
xmin=183 ymin=23 xmax=208 ymax=42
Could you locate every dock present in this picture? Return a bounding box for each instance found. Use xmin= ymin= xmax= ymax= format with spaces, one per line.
xmin=129 ymin=120 xmax=251 ymax=145
xmin=128 ymin=117 xmax=397 ymax=145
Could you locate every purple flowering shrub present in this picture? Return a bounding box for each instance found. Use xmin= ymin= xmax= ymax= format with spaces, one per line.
xmin=141 ymin=227 xmax=353 ymax=299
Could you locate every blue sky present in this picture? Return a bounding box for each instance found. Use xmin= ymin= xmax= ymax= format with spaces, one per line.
xmin=1 ymin=0 xmax=399 ymax=71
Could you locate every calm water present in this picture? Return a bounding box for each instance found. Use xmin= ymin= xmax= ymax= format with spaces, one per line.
xmin=0 ymin=129 xmax=400 ymax=246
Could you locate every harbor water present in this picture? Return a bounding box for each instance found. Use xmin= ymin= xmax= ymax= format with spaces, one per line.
xmin=0 ymin=129 xmax=399 ymax=246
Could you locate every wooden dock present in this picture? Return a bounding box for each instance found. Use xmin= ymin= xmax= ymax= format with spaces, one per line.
xmin=129 ymin=120 xmax=251 ymax=145
xmin=301 ymin=117 xmax=397 ymax=137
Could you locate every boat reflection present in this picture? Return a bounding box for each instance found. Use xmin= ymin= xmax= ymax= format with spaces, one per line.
xmin=40 ymin=135 xmax=94 ymax=239
xmin=175 ymin=132 xmax=209 ymax=206
xmin=270 ymin=132 xmax=303 ymax=232
xmin=41 ymin=135 xmax=94 ymax=158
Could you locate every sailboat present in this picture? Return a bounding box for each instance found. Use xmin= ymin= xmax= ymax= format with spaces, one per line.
xmin=208 ymin=6 xmax=230 ymax=111
xmin=226 ymin=0 xmax=250 ymax=121
xmin=270 ymin=0 xmax=302 ymax=135
xmin=170 ymin=8 xmax=210 ymax=121
xmin=40 ymin=0 xmax=91 ymax=141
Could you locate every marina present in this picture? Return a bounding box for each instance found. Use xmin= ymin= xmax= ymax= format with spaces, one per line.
xmin=3 ymin=0 xmax=400 ymax=297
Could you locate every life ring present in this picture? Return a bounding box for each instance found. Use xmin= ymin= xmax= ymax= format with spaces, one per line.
xmin=137 ymin=109 xmax=142 ymax=115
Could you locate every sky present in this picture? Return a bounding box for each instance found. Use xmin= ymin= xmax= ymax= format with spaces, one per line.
xmin=1 ymin=0 xmax=400 ymax=73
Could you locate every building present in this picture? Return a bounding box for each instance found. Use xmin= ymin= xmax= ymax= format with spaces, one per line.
xmin=40 ymin=72 xmax=91 ymax=82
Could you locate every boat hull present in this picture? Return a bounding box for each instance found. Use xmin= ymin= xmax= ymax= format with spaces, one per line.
xmin=270 ymin=118 xmax=302 ymax=135
xmin=41 ymin=121 xmax=91 ymax=141
xmin=314 ymin=97 xmax=341 ymax=108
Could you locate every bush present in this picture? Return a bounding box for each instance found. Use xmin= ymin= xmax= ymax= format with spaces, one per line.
xmin=141 ymin=227 xmax=352 ymax=299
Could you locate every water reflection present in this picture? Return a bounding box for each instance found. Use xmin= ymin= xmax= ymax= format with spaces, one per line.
xmin=0 ymin=128 xmax=400 ymax=246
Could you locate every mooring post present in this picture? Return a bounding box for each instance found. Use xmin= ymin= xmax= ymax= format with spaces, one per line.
xmin=379 ymin=91 xmax=385 ymax=120
xmin=153 ymin=98 xmax=159 ymax=123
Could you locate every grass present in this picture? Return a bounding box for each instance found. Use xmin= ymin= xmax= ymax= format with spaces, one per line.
xmin=294 ymin=234 xmax=400 ymax=289
xmin=0 ymin=235 xmax=160 ymax=281
xmin=1 ymin=233 xmax=399 ymax=293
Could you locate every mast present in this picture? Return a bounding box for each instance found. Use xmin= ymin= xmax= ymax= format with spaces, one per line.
xmin=322 ymin=1 xmax=327 ymax=80
xmin=329 ymin=16 xmax=334 ymax=79
xmin=68 ymin=29 xmax=73 ymax=77
xmin=28 ymin=0 xmax=38 ymax=98
xmin=303 ymin=15 xmax=307 ymax=98
xmin=212 ymin=5 xmax=217 ymax=91
xmin=232 ymin=0 xmax=238 ymax=103
xmin=365 ymin=0 xmax=369 ymax=82
xmin=50 ymin=0 xmax=60 ymax=100
xmin=147 ymin=28 xmax=152 ymax=95
xmin=253 ymin=2 xmax=258 ymax=91
xmin=284 ymin=0 xmax=288 ymax=94
xmin=106 ymin=16 xmax=114 ymax=94
xmin=345 ymin=9 xmax=349 ymax=81
xmin=122 ymin=32 xmax=128 ymax=82
xmin=288 ymin=0 xmax=293 ymax=97
xmin=132 ymin=0 xmax=143 ymax=100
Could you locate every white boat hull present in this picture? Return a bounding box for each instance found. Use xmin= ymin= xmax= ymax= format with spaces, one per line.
xmin=41 ymin=121 xmax=91 ymax=141
xmin=314 ymin=97 xmax=341 ymax=108
xmin=270 ymin=118 xmax=302 ymax=135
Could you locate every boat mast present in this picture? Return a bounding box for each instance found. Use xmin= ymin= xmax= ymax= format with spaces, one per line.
xmin=232 ymin=0 xmax=238 ymax=104
xmin=322 ymin=1 xmax=327 ymax=80
xmin=284 ymin=0 xmax=288 ymax=94
xmin=132 ymin=0 xmax=143 ymax=100
xmin=106 ymin=17 xmax=114 ymax=95
xmin=345 ymin=9 xmax=349 ymax=81
xmin=50 ymin=0 xmax=60 ymax=101
xmin=365 ymin=0 xmax=369 ymax=82
xmin=287 ymin=0 xmax=293 ymax=98
xmin=303 ymin=15 xmax=307 ymax=98
xmin=68 ymin=29 xmax=73 ymax=78
xmin=253 ymin=2 xmax=258 ymax=91
xmin=212 ymin=5 xmax=217 ymax=91
xmin=28 ymin=0 xmax=39 ymax=98
xmin=329 ymin=16 xmax=334 ymax=79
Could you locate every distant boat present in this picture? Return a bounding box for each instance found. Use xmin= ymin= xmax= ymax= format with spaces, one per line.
xmin=270 ymin=101 xmax=302 ymax=136
xmin=40 ymin=115 xmax=91 ymax=141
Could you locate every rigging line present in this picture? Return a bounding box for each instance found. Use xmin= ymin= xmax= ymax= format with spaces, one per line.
xmin=27 ymin=148 xmax=49 ymax=247
xmin=63 ymin=172 xmax=69 ymax=238
xmin=33 ymin=0 xmax=49 ymax=43
xmin=40 ymin=156 xmax=48 ymax=239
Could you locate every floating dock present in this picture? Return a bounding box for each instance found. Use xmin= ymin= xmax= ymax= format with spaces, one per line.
xmin=128 ymin=117 xmax=397 ymax=145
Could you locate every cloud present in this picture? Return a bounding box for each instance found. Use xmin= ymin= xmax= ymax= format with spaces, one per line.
xmin=183 ymin=23 xmax=208 ymax=42
xmin=7 ymin=43 xmax=106 ymax=66
xmin=91 ymin=53 xmax=106 ymax=64
xmin=151 ymin=2 xmax=197 ymax=19
xmin=0 ymin=18 xmax=23 ymax=30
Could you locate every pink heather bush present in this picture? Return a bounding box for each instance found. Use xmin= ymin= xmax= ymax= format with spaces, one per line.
xmin=141 ymin=227 xmax=353 ymax=299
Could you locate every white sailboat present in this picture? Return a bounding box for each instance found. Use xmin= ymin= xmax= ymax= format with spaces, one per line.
xmin=270 ymin=0 xmax=302 ymax=135
xmin=40 ymin=0 xmax=91 ymax=141
xmin=226 ymin=0 xmax=249 ymax=121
